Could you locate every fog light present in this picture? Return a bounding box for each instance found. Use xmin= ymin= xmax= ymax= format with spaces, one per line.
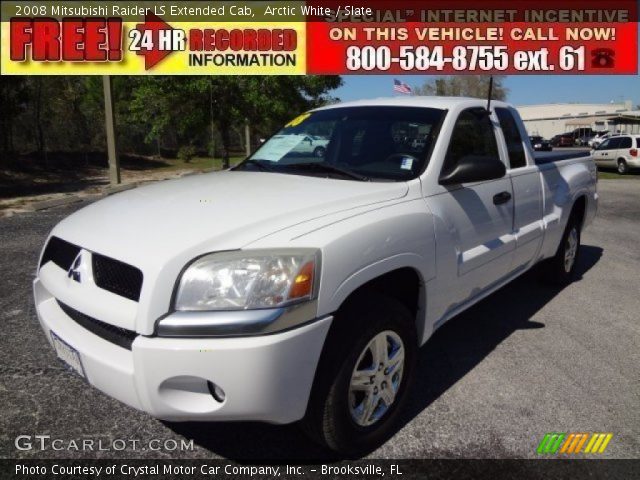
xmin=207 ymin=381 xmax=226 ymax=403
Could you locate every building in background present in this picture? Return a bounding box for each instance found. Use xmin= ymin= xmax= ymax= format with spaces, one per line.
xmin=517 ymin=100 xmax=640 ymax=139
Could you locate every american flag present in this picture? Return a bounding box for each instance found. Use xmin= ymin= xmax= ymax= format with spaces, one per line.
xmin=393 ymin=79 xmax=412 ymax=95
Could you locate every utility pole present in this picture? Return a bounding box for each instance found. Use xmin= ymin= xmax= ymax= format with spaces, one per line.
xmin=210 ymin=77 xmax=216 ymax=163
xmin=245 ymin=118 xmax=251 ymax=157
xmin=102 ymin=75 xmax=120 ymax=185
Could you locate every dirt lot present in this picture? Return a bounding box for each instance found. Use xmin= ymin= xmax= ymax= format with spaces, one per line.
xmin=0 ymin=153 xmax=236 ymax=216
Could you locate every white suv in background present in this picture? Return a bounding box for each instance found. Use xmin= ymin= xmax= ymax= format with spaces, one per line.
xmin=592 ymin=134 xmax=640 ymax=174
xmin=588 ymin=132 xmax=613 ymax=148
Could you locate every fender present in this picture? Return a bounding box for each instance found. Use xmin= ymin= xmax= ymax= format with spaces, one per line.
xmin=259 ymin=199 xmax=438 ymax=344
xmin=539 ymin=160 xmax=594 ymax=260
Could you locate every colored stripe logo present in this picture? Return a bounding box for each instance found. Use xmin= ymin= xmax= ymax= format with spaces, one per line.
xmin=537 ymin=433 xmax=613 ymax=454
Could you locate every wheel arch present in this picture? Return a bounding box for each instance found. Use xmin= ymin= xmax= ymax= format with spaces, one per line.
xmin=571 ymin=194 xmax=587 ymax=230
xmin=327 ymin=263 xmax=427 ymax=345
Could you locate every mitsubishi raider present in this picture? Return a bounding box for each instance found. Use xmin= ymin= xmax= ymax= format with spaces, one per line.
xmin=34 ymin=97 xmax=598 ymax=454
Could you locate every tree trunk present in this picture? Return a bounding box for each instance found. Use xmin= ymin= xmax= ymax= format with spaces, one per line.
xmin=34 ymin=78 xmax=45 ymax=158
xmin=220 ymin=123 xmax=231 ymax=169
xmin=8 ymin=122 xmax=13 ymax=153
xmin=66 ymin=78 xmax=90 ymax=150
xmin=0 ymin=115 xmax=10 ymax=155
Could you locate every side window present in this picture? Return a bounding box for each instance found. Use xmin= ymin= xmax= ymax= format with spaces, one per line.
xmin=619 ymin=137 xmax=632 ymax=149
xmin=607 ymin=138 xmax=622 ymax=150
xmin=496 ymin=108 xmax=527 ymax=169
xmin=636 ymin=138 xmax=640 ymax=148
xmin=443 ymin=108 xmax=499 ymax=175
xmin=598 ymin=139 xmax=611 ymax=150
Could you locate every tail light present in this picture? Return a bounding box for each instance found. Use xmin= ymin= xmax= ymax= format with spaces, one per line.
xmin=630 ymin=149 xmax=638 ymax=157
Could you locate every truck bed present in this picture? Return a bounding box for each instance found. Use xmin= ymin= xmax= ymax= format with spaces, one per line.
xmin=534 ymin=150 xmax=591 ymax=165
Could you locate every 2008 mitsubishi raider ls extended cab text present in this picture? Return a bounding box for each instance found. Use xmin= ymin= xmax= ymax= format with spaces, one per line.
xmin=34 ymin=97 xmax=597 ymax=454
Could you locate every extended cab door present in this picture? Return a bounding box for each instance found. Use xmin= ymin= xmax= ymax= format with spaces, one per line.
xmin=495 ymin=107 xmax=545 ymax=271
xmin=427 ymin=108 xmax=515 ymax=312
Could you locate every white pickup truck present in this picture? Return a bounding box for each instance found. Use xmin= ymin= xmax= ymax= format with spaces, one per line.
xmin=34 ymin=97 xmax=597 ymax=455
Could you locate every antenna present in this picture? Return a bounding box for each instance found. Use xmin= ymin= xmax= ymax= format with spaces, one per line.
xmin=486 ymin=76 xmax=494 ymax=112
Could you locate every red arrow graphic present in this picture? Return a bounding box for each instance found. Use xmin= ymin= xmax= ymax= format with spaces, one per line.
xmin=134 ymin=11 xmax=175 ymax=70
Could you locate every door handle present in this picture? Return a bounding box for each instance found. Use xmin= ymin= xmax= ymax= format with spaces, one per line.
xmin=493 ymin=191 xmax=512 ymax=205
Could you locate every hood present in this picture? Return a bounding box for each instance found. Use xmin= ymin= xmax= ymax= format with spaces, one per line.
xmin=52 ymin=171 xmax=408 ymax=271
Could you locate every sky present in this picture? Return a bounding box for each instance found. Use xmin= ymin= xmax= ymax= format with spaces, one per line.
xmin=334 ymin=74 xmax=640 ymax=107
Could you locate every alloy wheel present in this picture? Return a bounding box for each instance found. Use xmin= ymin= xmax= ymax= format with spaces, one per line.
xmin=564 ymin=227 xmax=578 ymax=273
xmin=348 ymin=330 xmax=405 ymax=427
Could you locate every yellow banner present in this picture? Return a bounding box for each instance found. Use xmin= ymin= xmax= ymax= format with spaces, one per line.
xmin=1 ymin=19 xmax=306 ymax=75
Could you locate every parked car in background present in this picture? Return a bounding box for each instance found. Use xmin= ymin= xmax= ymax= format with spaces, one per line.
xmin=277 ymin=134 xmax=329 ymax=158
xmin=589 ymin=132 xmax=616 ymax=148
xmin=551 ymin=134 xmax=574 ymax=147
xmin=575 ymin=134 xmax=595 ymax=147
xmin=571 ymin=127 xmax=593 ymax=137
xmin=529 ymin=136 xmax=553 ymax=151
xmin=592 ymin=134 xmax=640 ymax=174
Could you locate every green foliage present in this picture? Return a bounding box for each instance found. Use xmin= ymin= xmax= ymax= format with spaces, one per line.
xmin=177 ymin=145 xmax=197 ymax=162
xmin=0 ymin=75 xmax=343 ymax=164
xmin=0 ymin=77 xmax=29 ymax=156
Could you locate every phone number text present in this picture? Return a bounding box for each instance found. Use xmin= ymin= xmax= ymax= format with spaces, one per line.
xmin=345 ymin=45 xmax=586 ymax=71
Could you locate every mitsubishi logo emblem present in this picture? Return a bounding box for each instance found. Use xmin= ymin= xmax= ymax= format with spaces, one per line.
xmin=68 ymin=252 xmax=83 ymax=282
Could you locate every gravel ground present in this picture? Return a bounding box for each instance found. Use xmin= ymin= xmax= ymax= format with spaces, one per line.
xmin=0 ymin=179 xmax=638 ymax=461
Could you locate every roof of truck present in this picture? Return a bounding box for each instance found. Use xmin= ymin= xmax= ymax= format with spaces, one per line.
xmin=314 ymin=96 xmax=512 ymax=111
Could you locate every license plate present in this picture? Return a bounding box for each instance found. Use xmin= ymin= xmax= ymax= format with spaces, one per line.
xmin=50 ymin=331 xmax=86 ymax=379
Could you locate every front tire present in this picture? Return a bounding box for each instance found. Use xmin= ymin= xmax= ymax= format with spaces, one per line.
xmin=302 ymin=296 xmax=417 ymax=456
xmin=617 ymin=159 xmax=628 ymax=174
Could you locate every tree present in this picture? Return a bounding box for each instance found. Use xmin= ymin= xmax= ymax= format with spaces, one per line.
xmin=128 ymin=77 xmax=208 ymax=157
xmin=413 ymin=76 xmax=508 ymax=100
xmin=241 ymin=76 xmax=342 ymax=135
xmin=33 ymin=77 xmax=45 ymax=156
xmin=126 ymin=76 xmax=343 ymax=166
xmin=1 ymin=75 xmax=343 ymax=166
xmin=183 ymin=76 xmax=342 ymax=168
xmin=0 ymin=77 xmax=28 ymax=156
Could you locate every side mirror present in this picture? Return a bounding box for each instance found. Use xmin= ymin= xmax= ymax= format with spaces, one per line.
xmin=439 ymin=155 xmax=506 ymax=185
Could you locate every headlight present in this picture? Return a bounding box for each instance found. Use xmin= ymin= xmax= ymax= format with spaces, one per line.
xmin=174 ymin=249 xmax=320 ymax=311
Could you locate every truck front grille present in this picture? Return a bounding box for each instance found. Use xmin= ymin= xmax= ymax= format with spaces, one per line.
xmin=92 ymin=253 xmax=143 ymax=302
xmin=40 ymin=236 xmax=80 ymax=270
xmin=40 ymin=236 xmax=144 ymax=302
xmin=57 ymin=301 xmax=137 ymax=350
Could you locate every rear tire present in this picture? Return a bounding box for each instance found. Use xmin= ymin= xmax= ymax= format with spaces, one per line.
xmin=542 ymin=215 xmax=581 ymax=285
xmin=617 ymin=159 xmax=628 ymax=174
xmin=302 ymin=295 xmax=417 ymax=456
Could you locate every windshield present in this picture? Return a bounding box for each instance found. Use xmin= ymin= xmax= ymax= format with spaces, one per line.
xmin=240 ymin=106 xmax=445 ymax=181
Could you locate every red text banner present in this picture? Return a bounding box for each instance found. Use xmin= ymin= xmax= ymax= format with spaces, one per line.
xmin=305 ymin=0 xmax=638 ymax=75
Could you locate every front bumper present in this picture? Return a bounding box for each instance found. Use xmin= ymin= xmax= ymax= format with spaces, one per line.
xmin=34 ymin=278 xmax=332 ymax=424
